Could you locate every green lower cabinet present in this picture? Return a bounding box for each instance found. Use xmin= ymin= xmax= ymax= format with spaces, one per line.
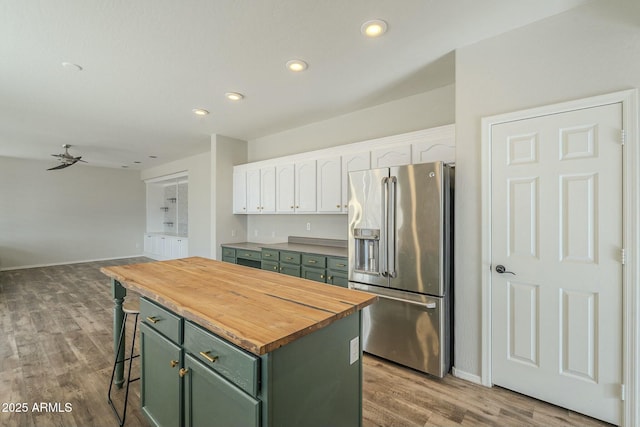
xmin=140 ymin=323 xmax=182 ymax=427
xmin=301 ymin=266 xmax=326 ymax=283
xmin=184 ymin=354 xmax=260 ymax=427
xmin=327 ymin=270 xmax=349 ymax=287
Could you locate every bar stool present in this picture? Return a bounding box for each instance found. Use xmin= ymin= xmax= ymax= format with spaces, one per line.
xmin=107 ymin=296 xmax=140 ymax=426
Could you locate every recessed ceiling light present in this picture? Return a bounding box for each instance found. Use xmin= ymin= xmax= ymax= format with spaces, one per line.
xmin=225 ymin=92 xmax=244 ymax=101
xmin=286 ymin=59 xmax=308 ymax=72
xmin=361 ymin=19 xmax=388 ymax=37
xmin=192 ymin=108 xmax=210 ymax=116
xmin=61 ymin=62 xmax=83 ymax=71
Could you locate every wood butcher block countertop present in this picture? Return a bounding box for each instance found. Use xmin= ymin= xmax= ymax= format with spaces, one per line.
xmin=101 ymin=257 xmax=376 ymax=356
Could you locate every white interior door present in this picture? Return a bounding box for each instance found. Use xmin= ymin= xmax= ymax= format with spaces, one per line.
xmin=490 ymin=103 xmax=623 ymax=425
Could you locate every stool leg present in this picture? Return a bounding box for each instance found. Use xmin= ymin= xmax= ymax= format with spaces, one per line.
xmin=108 ymin=312 xmax=129 ymax=427
xmin=121 ymin=313 xmax=139 ymax=426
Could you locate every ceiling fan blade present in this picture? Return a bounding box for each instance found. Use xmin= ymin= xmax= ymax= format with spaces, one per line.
xmin=47 ymin=163 xmax=72 ymax=171
xmin=74 ymin=156 xmax=87 ymax=163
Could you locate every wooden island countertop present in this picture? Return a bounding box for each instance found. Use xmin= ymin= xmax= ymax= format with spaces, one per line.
xmin=101 ymin=256 xmax=376 ymax=356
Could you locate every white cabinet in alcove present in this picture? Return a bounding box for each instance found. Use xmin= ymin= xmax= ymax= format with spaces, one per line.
xmin=246 ymin=167 xmax=276 ymax=214
xmin=233 ymin=168 xmax=247 ymax=214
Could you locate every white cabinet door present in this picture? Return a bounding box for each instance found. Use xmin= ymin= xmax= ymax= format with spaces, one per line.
xmin=260 ymin=166 xmax=276 ymax=213
xmin=341 ymin=152 xmax=370 ymax=212
xmin=412 ymin=138 xmax=455 ymax=164
xmin=232 ymin=168 xmax=247 ymax=214
xmin=295 ymin=160 xmax=316 ymax=213
xmin=371 ymin=145 xmax=411 ymax=168
xmin=246 ymin=169 xmax=261 ymax=214
xmin=316 ymin=156 xmax=342 ymax=213
xmin=276 ymin=164 xmax=295 ymax=213
xmin=175 ymin=238 xmax=188 ymax=258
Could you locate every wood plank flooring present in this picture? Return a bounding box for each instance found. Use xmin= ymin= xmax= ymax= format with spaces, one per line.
xmin=0 ymin=259 xmax=613 ymax=427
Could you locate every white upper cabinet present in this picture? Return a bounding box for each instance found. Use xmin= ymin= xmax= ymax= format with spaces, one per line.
xmin=371 ymin=145 xmax=412 ymax=168
xmin=230 ymin=125 xmax=455 ymax=215
xmin=276 ymin=164 xmax=295 ymax=213
xmin=341 ymin=152 xmax=370 ymax=212
xmin=294 ymin=160 xmax=316 ymax=213
xmin=232 ymin=168 xmax=247 ymax=214
xmin=246 ymin=168 xmax=261 ymax=214
xmin=317 ymin=156 xmax=342 ymax=213
xmin=245 ymin=167 xmax=276 ymax=213
xmin=260 ymin=166 xmax=276 ymax=213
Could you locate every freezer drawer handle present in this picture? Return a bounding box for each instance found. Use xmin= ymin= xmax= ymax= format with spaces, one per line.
xmin=375 ymin=293 xmax=437 ymax=309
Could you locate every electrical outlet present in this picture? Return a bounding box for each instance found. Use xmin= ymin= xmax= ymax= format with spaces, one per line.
xmin=306 ymin=222 xmax=311 ymax=231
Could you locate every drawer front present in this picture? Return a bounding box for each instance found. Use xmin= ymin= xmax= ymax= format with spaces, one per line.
xmin=301 ymin=266 xmax=326 ymax=283
xmin=261 ymin=260 xmax=279 ymax=272
xmin=236 ymin=249 xmax=261 ymax=261
xmin=327 ymin=257 xmax=348 ymax=272
xmin=140 ymin=298 xmax=183 ymax=344
xmin=222 ymin=256 xmax=236 ymax=264
xmin=184 ymin=321 xmax=259 ymax=397
xmin=279 ymin=251 xmax=301 ymax=265
xmin=302 ymin=253 xmax=326 ymax=268
xmin=261 ymin=248 xmax=279 ymax=261
xmin=221 ymin=247 xmax=236 ymax=258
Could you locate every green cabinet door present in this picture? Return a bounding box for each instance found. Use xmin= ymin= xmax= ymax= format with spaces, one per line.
xmin=184 ymin=354 xmax=260 ymax=427
xmin=140 ymin=323 xmax=182 ymax=427
xmin=327 ymin=270 xmax=349 ymax=287
xmin=301 ymin=266 xmax=326 ymax=283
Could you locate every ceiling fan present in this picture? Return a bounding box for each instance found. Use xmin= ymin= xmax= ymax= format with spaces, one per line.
xmin=47 ymin=144 xmax=87 ymax=170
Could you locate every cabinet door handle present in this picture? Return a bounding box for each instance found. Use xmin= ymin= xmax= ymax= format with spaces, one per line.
xmin=273 ymin=266 xmax=278 ymax=270
xmin=285 ymin=256 xmax=293 ymax=260
xmin=328 ymin=276 xmax=333 ymax=280
xmin=336 ymin=204 xmax=340 ymax=208
xmin=170 ymin=360 xmax=179 ymax=368
xmin=336 ymin=263 xmax=346 ymax=267
xmin=308 ymin=260 xmax=317 ymax=264
xmin=264 ymin=253 xmax=271 ymax=257
xmin=320 ymin=274 xmax=325 ymax=279
xmin=146 ymin=316 xmax=160 ymax=324
xmin=199 ymin=351 xmax=218 ymax=363
xmin=179 ymin=368 xmax=189 ymax=377
xmin=290 ymin=205 xmax=294 ymax=209
xmin=279 ymin=267 xmax=283 ymax=271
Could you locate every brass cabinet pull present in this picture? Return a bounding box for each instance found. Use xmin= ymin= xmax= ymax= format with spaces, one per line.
xmin=170 ymin=360 xmax=179 ymax=368
xmin=179 ymin=368 xmax=189 ymax=377
xmin=320 ymin=274 xmax=325 ymax=279
xmin=328 ymin=276 xmax=333 ymax=281
xmin=264 ymin=253 xmax=271 ymax=257
xmin=308 ymin=260 xmax=316 ymax=264
xmin=146 ymin=316 xmax=159 ymax=324
xmin=290 ymin=205 xmax=294 ymax=209
xmin=336 ymin=263 xmax=346 ymax=267
xmin=279 ymin=267 xmax=283 ymax=271
xmin=273 ymin=266 xmax=278 ymax=270
xmin=199 ymin=351 xmax=218 ymax=363
xmin=285 ymin=257 xmax=293 ymax=260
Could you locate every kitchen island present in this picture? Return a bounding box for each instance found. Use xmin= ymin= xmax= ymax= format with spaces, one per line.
xmin=101 ymin=256 xmax=376 ymax=427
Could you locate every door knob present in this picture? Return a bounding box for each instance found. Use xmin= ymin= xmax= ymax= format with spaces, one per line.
xmin=495 ymin=265 xmax=516 ymax=275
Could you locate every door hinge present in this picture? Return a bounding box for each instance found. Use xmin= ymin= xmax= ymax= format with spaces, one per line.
xmin=621 ymin=248 xmax=626 ymax=265
xmin=621 ymin=129 xmax=626 ymax=145
xmin=621 ymin=384 xmax=626 ymax=401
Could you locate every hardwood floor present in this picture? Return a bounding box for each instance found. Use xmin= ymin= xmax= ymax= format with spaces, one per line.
xmin=0 ymin=259 xmax=612 ymax=427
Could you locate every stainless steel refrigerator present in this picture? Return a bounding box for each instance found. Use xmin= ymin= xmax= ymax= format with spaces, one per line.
xmin=348 ymin=162 xmax=453 ymax=377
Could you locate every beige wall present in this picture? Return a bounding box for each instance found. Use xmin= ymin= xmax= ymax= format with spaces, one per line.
xmin=453 ymin=0 xmax=640 ymax=378
xmin=0 ymin=157 xmax=145 ymax=270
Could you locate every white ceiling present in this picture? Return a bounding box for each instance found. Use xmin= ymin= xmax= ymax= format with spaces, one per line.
xmin=0 ymin=0 xmax=587 ymax=169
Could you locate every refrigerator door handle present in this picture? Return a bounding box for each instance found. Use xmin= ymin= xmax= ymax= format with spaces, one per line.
xmin=380 ymin=177 xmax=389 ymax=277
xmin=388 ymin=176 xmax=397 ymax=278
xmin=349 ymin=283 xmax=437 ymax=309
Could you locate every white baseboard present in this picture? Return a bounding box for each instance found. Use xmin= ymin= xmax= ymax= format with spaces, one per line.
xmin=0 ymin=254 xmax=146 ymax=271
xmin=451 ymin=367 xmax=483 ymax=385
